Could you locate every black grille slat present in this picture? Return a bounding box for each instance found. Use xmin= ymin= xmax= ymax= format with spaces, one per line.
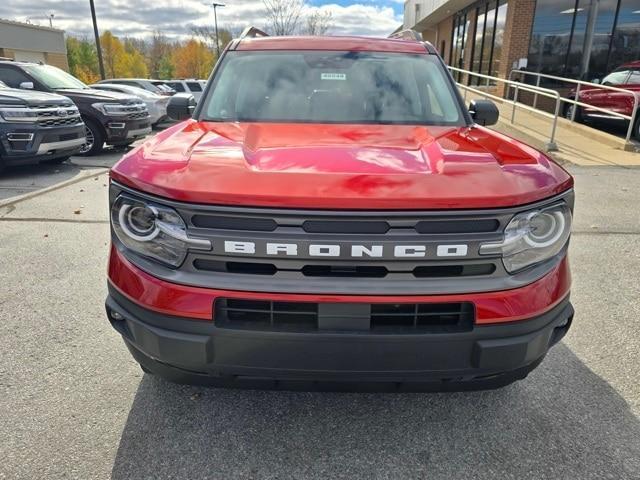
xmin=192 ymin=215 xmax=277 ymax=231
xmin=215 ymin=299 xmax=474 ymax=333
xmin=415 ymin=219 xmax=500 ymax=234
xmin=303 ymin=220 xmax=389 ymax=234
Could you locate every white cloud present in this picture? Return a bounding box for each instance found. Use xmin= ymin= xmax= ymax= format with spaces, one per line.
xmin=1 ymin=0 xmax=401 ymax=39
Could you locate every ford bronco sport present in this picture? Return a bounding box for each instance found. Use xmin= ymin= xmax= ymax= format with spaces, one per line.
xmin=105 ymin=29 xmax=575 ymax=391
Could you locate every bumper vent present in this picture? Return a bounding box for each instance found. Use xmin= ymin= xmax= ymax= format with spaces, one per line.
xmin=215 ymin=298 xmax=474 ymax=333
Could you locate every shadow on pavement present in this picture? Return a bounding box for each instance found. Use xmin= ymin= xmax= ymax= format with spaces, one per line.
xmin=111 ymin=344 xmax=640 ymax=479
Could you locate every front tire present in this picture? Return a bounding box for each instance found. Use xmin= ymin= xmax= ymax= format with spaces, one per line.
xmin=633 ymin=116 xmax=640 ymax=141
xmin=78 ymin=118 xmax=105 ymax=156
xmin=564 ymin=102 xmax=583 ymax=122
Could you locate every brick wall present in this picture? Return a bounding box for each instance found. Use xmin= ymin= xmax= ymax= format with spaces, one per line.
xmin=437 ymin=16 xmax=454 ymax=64
xmin=497 ymin=0 xmax=536 ymax=95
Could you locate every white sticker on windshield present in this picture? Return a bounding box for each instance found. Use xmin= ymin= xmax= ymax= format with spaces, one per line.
xmin=321 ymin=73 xmax=346 ymax=81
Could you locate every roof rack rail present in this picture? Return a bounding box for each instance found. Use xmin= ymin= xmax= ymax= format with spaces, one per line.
xmin=238 ymin=26 xmax=269 ymax=40
xmin=388 ymin=29 xmax=422 ymax=42
xmin=0 ymin=56 xmax=15 ymax=61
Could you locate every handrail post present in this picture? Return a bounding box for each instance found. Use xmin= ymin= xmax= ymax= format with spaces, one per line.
xmin=547 ymin=94 xmax=560 ymax=151
xmin=624 ymin=93 xmax=639 ymax=149
xmin=485 ymin=76 xmax=490 ymax=99
xmin=511 ymin=84 xmax=519 ymax=124
xmin=533 ymin=75 xmax=541 ymax=109
xmin=571 ymin=84 xmax=581 ymax=122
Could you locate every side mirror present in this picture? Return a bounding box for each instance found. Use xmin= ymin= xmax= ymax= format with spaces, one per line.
xmin=167 ymin=93 xmax=196 ymax=121
xmin=592 ymin=78 xmax=601 ymax=84
xmin=19 ymin=81 xmax=34 ymax=90
xmin=468 ymin=99 xmax=499 ymax=126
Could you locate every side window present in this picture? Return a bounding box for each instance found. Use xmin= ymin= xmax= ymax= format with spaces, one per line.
xmin=627 ymin=69 xmax=640 ymax=85
xmin=186 ymin=81 xmax=202 ymax=92
xmin=0 ymin=66 xmax=31 ymax=88
xmin=167 ymin=82 xmax=185 ymax=92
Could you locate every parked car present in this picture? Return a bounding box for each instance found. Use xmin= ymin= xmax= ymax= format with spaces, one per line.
xmin=164 ymin=79 xmax=205 ymax=102
xmin=0 ymin=61 xmax=151 ymax=155
xmin=105 ymin=29 xmax=575 ymax=391
xmin=0 ymin=82 xmax=85 ymax=172
xmin=97 ymin=78 xmax=176 ymax=96
xmin=565 ymin=61 xmax=640 ymax=139
xmin=90 ymin=83 xmax=169 ymax=126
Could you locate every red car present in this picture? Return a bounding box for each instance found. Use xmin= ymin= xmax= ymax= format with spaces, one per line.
xmin=105 ymin=30 xmax=574 ymax=391
xmin=566 ymin=61 xmax=640 ymax=138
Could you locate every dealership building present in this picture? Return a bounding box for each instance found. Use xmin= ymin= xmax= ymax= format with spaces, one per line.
xmin=0 ymin=19 xmax=69 ymax=71
xmin=403 ymin=0 xmax=640 ymax=84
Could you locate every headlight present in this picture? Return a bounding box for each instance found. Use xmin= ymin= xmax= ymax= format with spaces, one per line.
xmin=92 ymin=102 xmax=146 ymax=116
xmin=0 ymin=106 xmax=38 ymax=122
xmin=111 ymin=195 xmax=210 ymax=267
xmin=480 ymin=203 xmax=572 ymax=273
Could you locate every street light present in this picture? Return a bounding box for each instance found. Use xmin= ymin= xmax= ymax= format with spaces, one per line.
xmin=47 ymin=14 xmax=55 ymax=28
xmin=89 ymin=0 xmax=106 ymax=80
xmin=211 ymin=2 xmax=225 ymax=58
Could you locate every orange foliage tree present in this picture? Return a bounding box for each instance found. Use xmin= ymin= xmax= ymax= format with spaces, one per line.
xmin=172 ymin=39 xmax=215 ymax=79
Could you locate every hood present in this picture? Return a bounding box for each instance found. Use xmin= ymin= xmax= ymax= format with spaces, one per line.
xmin=111 ymin=120 xmax=573 ymax=210
xmin=0 ymin=87 xmax=73 ymax=106
xmin=54 ymin=88 xmax=139 ymax=103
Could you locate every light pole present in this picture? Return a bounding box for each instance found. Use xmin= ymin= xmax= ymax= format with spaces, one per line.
xmin=47 ymin=14 xmax=55 ymax=28
xmin=89 ymin=0 xmax=106 ymax=80
xmin=211 ymin=2 xmax=225 ymax=58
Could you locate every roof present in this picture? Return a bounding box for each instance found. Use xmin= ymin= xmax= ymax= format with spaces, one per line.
xmin=233 ymin=35 xmax=430 ymax=54
xmin=0 ymin=18 xmax=64 ymax=34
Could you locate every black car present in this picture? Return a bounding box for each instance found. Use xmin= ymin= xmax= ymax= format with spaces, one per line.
xmin=0 ymin=61 xmax=151 ymax=155
xmin=0 ymin=82 xmax=85 ymax=173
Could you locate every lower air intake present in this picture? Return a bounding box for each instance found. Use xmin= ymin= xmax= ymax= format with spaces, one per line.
xmin=215 ymin=299 xmax=474 ymax=333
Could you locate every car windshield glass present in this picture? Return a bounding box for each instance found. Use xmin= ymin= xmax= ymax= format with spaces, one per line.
xmin=202 ymin=51 xmax=464 ymax=125
xmin=23 ymin=64 xmax=87 ymax=89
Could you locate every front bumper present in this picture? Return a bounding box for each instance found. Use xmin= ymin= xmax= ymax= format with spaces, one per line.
xmin=106 ymin=284 xmax=573 ymax=391
xmin=104 ymin=117 xmax=151 ymax=145
xmin=0 ymin=123 xmax=85 ymax=166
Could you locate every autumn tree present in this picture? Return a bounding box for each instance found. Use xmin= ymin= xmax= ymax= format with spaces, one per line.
xmin=172 ymin=39 xmax=214 ymax=79
xmin=66 ymin=37 xmax=100 ymax=83
xmin=100 ymin=31 xmax=126 ymax=78
xmin=263 ymin=0 xmax=303 ymax=35
xmin=148 ymin=31 xmax=174 ymax=78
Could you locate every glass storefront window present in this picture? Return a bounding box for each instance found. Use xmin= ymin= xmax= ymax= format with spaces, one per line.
xmin=607 ymin=0 xmax=640 ymax=73
xmin=468 ymin=0 xmax=507 ymax=85
xmin=529 ymin=0 xmax=640 ymax=81
xmin=528 ymin=0 xmax=578 ymax=77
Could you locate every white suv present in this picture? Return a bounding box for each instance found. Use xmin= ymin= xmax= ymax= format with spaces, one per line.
xmin=164 ymin=79 xmax=205 ymax=102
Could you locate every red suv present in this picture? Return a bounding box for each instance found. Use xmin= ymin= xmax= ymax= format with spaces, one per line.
xmin=105 ymin=30 xmax=574 ymax=391
xmin=566 ymin=61 xmax=640 ymax=138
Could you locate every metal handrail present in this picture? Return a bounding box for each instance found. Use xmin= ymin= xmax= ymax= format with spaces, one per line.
xmin=509 ymin=69 xmax=640 ymax=145
xmin=448 ymin=66 xmax=562 ymax=151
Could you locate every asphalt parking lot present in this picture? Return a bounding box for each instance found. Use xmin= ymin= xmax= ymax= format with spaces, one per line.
xmin=0 ymin=151 xmax=639 ymax=479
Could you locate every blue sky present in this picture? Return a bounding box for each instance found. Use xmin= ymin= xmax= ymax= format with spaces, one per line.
xmin=1 ymin=0 xmax=404 ymax=39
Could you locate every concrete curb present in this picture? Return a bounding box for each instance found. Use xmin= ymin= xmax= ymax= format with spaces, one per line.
xmin=0 ymin=168 xmax=108 ymax=209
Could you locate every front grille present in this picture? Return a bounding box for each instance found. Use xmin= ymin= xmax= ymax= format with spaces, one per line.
xmin=127 ymin=111 xmax=149 ymax=120
xmin=180 ymin=205 xmax=512 ymax=294
xmin=114 ymin=184 xmax=578 ymax=295
xmin=38 ymin=116 xmax=82 ymax=127
xmin=215 ymin=298 xmax=474 ymax=333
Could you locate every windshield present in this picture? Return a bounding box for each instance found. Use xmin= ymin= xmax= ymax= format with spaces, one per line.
xmin=23 ymin=64 xmax=88 ymax=90
xmin=202 ymin=51 xmax=464 ymax=125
